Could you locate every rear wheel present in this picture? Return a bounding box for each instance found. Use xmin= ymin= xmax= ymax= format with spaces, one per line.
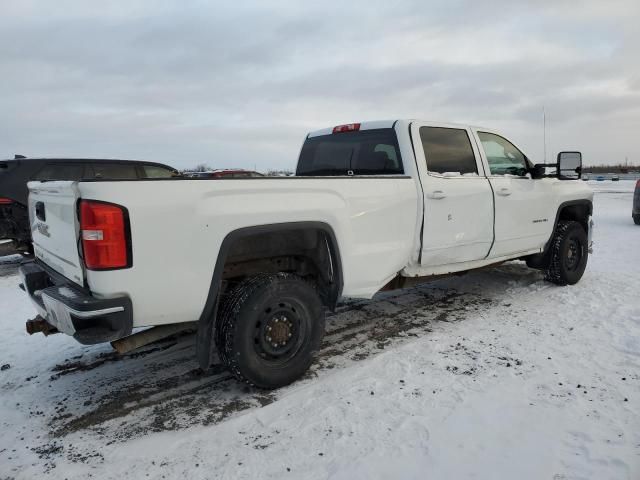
xmin=215 ymin=273 xmax=325 ymax=389
xmin=633 ymin=214 xmax=640 ymax=225
xmin=545 ymin=220 xmax=588 ymax=285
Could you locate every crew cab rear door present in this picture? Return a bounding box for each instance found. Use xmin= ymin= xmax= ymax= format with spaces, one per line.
xmin=410 ymin=122 xmax=494 ymax=266
xmin=28 ymin=181 xmax=84 ymax=286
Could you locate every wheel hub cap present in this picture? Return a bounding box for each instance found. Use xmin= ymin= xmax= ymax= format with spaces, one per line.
xmin=266 ymin=315 xmax=293 ymax=347
xmin=254 ymin=303 xmax=303 ymax=361
xmin=565 ymin=238 xmax=581 ymax=271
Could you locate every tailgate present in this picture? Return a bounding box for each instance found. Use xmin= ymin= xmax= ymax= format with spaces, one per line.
xmin=28 ymin=181 xmax=84 ymax=285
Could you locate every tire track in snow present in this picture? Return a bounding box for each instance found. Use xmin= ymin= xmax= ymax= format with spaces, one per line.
xmin=45 ymin=278 xmax=508 ymax=443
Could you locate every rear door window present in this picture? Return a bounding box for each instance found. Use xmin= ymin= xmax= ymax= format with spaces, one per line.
xmin=419 ymin=127 xmax=478 ymax=175
xmin=297 ymin=128 xmax=403 ymax=176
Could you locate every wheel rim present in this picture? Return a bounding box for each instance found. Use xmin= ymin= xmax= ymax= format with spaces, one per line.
xmin=253 ymin=301 xmax=306 ymax=364
xmin=564 ymin=237 xmax=583 ymax=272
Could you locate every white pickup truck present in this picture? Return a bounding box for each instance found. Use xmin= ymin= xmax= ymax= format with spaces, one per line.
xmin=19 ymin=120 xmax=593 ymax=388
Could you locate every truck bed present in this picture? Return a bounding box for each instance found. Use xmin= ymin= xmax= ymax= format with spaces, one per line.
xmin=28 ymin=176 xmax=421 ymax=327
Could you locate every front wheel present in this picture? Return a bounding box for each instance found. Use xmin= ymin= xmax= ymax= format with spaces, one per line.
xmin=633 ymin=214 xmax=640 ymax=225
xmin=545 ymin=220 xmax=589 ymax=286
xmin=215 ymin=273 xmax=325 ymax=389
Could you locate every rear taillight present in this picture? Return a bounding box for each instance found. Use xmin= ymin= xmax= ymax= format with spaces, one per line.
xmin=79 ymin=200 xmax=131 ymax=270
xmin=636 ymin=179 xmax=640 ymax=188
xmin=0 ymin=197 xmax=12 ymax=205
xmin=332 ymin=123 xmax=360 ymax=134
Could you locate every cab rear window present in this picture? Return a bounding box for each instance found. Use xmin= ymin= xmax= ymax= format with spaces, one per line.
xmin=297 ymin=128 xmax=403 ymax=176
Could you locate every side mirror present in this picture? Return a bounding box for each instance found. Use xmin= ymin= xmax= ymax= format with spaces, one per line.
xmin=557 ymin=151 xmax=582 ymax=180
xmin=531 ymin=164 xmax=546 ymax=179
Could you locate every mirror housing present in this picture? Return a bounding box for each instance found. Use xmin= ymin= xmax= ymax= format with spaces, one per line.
xmin=531 ymin=163 xmax=547 ymax=179
xmin=557 ymin=151 xmax=582 ymax=180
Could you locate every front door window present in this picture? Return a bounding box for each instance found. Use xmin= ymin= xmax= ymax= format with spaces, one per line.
xmin=478 ymin=132 xmax=528 ymax=177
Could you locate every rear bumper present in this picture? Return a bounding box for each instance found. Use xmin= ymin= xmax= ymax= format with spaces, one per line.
xmin=19 ymin=261 xmax=133 ymax=344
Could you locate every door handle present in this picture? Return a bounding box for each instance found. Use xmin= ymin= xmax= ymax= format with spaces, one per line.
xmin=496 ymin=187 xmax=512 ymax=196
xmin=427 ymin=190 xmax=446 ymax=199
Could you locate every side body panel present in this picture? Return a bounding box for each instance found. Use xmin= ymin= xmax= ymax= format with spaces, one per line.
xmin=486 ymin=175 xmax=557 ymax=256
xmin=77 ymin=177 xmax=419 ymax=326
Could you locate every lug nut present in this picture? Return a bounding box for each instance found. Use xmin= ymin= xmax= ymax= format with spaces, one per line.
xmin=267 ymin=326 xmax=272 ymax=331
xmin=288 ymin=333 xmax=292 ymax=338
xmin=266 ymin=336 xmax=272 ymax=341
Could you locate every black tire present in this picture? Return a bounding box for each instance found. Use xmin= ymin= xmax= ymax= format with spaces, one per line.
xmin=544 ymin=220 xmax=589 ymax=286
xmin=215 ymin=273 xmax=325 ymax=389
xmin=633 ymin=214 xmax=640 ymax=225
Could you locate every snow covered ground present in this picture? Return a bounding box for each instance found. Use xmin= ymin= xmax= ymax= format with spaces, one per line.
xmin=1 ymin=181 xmax=638 ymax=480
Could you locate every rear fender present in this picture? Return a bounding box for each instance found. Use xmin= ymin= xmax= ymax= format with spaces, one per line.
xmin=195 ymin=222 xmax=343 ymax=370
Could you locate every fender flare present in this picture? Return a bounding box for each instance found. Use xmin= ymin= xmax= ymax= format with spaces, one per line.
xmin=542 ymin=199 xmax=593 ymax=256
xmin=195 ymin=221 xmax=343 ymax=370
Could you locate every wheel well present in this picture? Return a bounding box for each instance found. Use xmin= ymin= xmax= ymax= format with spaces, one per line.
xmin=524 ymin=200 xmax=592 ymax=270
xmin=220 ymin=226 xmax=342 ymax=310
xmin=557 ymin=202 xmax=591 ymax=233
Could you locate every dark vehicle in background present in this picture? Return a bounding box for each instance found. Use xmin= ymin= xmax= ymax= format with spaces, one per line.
xmin=634 ymin=179 xmax=640 ymax=225
xmin=0 ymin=157 xmax=178 ymax=256
xmin=186 ymin=169 xmax=264 ymax=179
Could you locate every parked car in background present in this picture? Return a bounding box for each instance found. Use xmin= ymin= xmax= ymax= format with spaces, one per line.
xmin=596 ymin=175 xmax=606 ymax=181
xmin=634 ymin=179 xmax=640 ymax=225
xmin=0 ymin=157 xmax=178 ymax=255
xmin=611 ymin=175 xmax=620 ymax=181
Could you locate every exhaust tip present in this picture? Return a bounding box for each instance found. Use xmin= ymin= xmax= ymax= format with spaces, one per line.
xmin=26 ymin=316 xmax=58 ymax=336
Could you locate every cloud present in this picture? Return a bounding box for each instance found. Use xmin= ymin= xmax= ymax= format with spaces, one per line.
xmin=1 ymin=0 xmax=639 ymax=168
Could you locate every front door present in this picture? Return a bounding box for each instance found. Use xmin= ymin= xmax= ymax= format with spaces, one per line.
xmin=411 ymin=123 xmax=494 ymax=267
xmin=472 ymin=130 xmax=554 ymax=257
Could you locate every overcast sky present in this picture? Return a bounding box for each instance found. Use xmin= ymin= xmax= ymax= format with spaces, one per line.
xmin=1 ymin=0 xmax=639 ymax=170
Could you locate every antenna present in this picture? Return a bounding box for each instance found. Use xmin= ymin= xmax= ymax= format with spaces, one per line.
xmin=543 ymin=106 xmax=547 ymax=163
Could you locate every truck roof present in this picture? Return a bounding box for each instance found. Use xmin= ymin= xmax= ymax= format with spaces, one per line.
xmin=307 ymin=120 xmax=491 ymax=138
